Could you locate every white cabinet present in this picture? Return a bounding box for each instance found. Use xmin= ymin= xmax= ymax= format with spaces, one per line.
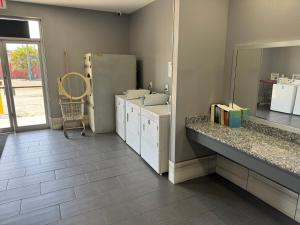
xmin=141 ymin=105 xmax=170 ymax=174
xmin=125 ymin=99 xmax=143 ymax=155
xmin=115 ymin=95 xmax=126 ymax=141
xmin=216 ymin=155 xmax=248 ymax=190
xmin=247 ymin=171 xmax=298 ymax=219
xmin=216 ymin=156 xmax=300 ymax=220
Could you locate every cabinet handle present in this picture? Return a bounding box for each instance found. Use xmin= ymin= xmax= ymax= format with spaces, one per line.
xmin=148 ymin=120 xmax=150 ymax=125
xmin=131 ymin=108 xmax=133 ymax=112
xmin=143 ymin=124 xmax=145 ymax=131
xmin=127 ymin=113 xmax=129 ymax=122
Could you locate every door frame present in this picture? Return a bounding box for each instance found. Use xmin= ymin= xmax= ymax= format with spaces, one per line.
xmin=0 ymin=39 xmax=50 ymax=132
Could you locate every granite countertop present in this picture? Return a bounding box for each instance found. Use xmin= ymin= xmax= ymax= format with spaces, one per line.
xmin=186 ymin=116 xmax=300 ymax=176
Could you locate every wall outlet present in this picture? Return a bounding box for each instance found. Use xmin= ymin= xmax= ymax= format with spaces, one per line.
xmin=168 ymin=61 xmax=173 ymax=78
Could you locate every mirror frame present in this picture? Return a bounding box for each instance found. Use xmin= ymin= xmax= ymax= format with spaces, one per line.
xmin=230 ymin=40 xmax=300 ymax=134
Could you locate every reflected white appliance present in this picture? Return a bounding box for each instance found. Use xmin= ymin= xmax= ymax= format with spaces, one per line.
xmin=270 ymin=84 xmax=298 ymax=114
xmin=84 ymin=53 xmax=136 ymax=133
xmin=292 ymin=80 xmax=300 ymax=115
xmin=293 ymin=88 xmax=300 ymax=115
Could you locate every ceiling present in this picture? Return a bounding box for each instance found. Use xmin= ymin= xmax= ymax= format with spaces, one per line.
xmin=10 ymin=0 xmax=155 ymax=14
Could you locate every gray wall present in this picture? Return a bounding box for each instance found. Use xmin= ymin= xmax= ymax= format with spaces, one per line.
xmin=224 ymin=0 xmax=300 ymax=103
xmin=1 ymin=1 xmax=129 ymax=118
xmin=129 ymin=0 xmax=173 ymax=93
xmin=266 ymin=47 xmax=300 ymax=78
xmin=170 ymin=0 xmax=229 ymax=162
xmin=234 ymin=48 xmax=262 ymax=114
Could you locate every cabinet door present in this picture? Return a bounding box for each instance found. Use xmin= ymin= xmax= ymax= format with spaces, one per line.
xmin=125 ymin=103 xmax=141 ymax=154
xmin=141 ymin=115 xmax=159 ymax=172
xmin=87 ymin=105 xmax=95 ymax=133
xmin=115 ymin=98 xmax=125 ymax=140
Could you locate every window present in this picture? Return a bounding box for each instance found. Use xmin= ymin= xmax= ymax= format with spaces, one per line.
xmin=0 ymin=17 xmax=41 ymax=39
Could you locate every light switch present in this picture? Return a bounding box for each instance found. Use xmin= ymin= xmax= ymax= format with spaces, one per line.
xmin=168 ymin=61 xmax=173 ymax=78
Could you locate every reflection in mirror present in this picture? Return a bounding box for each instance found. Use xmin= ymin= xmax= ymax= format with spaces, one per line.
xmin=233 ymin=46 xmax=300 ymax=129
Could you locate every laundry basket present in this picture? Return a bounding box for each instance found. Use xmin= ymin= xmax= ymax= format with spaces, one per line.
xmin=59 ymin=98 xmax=86 ymax=138
xmin=57 ymin=72 xmax=91 ymax=138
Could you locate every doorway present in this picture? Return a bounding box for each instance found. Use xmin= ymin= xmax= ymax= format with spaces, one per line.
xmin=0 ymin=41 xmax=48 ymax=132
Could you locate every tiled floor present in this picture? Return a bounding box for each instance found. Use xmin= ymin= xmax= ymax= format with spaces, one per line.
xmin=0 ymin=129 xmax=298 ymax=225
xmin=256 ymin=104 xmax=300 ymax=129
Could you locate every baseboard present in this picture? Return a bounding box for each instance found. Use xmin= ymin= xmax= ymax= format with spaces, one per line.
xmin=168 ymin=155 xmax=217 ymax=184
xmin=49 ymin=116 xmax=89 ymax=130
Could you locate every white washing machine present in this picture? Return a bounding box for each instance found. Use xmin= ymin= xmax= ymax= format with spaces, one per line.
xmin=270 ymin=83 xmax=298 ymax=114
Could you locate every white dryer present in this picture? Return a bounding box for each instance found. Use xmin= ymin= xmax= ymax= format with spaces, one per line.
xmin=125 ymin=98 xmax=144 ymax=155
xmin=270 ymin=84 xmax=298 ymax=114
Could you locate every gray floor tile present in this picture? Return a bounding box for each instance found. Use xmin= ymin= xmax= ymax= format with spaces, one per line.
xmin=0 ymin=200 xmax=21 ymax=221
xmin=0 ymin=179 xmax=8 ymax=191
xmin=86 ymin=160 xmax=148 ymax=182
xmin=41 ymin=174 xmax=88 ymax=194
xmin=21 ymin=188 xmax=75 ymax=213
xmin=74 ymin=176 xmax=122 ymax=199
xmin=3 ymin=151 xmax=50 ymax=163
xmin=55 ymin=164 xmax=98 ymax=179
xmin=0 ymin=158 xmax=40 ymax=171
xmin=60 ymin=173 xmax=164 ymax=219
xmin=0 ymin=184 xmax=40 ymax=205
xmin=66 ymin=155 xmax=116 ymax=169
xmin=116 ymin=168 xmax=164 ymax=187
xmin=26 ymin=160 xmax=68 ymax=175
xmin=101 ymin=201 xmax=141 ymax=225
xmin=7 ymin=171 xmax=55 ymax=189
xmin=208 ymin=206 xmax=253 ymax=225
xmin=1 ymin=130 xmax=297 ymax=225
xmin=1 ymin=205 xmax=60 ymax=225
xmin=40 ymin=151 xmax=80 ymax=164
xmin=60 ymin=192 xmax=112 ymax=219
xmin=49 ymin=209 xmax=106 ymax=225
xmin=129 ymin=188 xmax=194 ymax=215
xmin=0 ymin=168 xmax=26 ymax=180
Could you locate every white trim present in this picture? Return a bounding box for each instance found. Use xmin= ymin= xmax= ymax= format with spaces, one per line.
xmin=168 ymin=155 xmax=216 ymax=184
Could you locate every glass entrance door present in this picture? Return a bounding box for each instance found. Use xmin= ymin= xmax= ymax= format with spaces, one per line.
xmin=0 ymin=52 xmax=13 ymax=132
xmin=0 ymin=41 xmax=48 ymax=132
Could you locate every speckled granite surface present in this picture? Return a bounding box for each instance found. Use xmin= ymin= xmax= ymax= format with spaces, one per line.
xmin=186 ymin=115 xmax=300 ymax=176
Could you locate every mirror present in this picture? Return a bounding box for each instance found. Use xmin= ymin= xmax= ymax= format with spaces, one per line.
xmin=233 ymin=43 xmax=300 ymax=130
